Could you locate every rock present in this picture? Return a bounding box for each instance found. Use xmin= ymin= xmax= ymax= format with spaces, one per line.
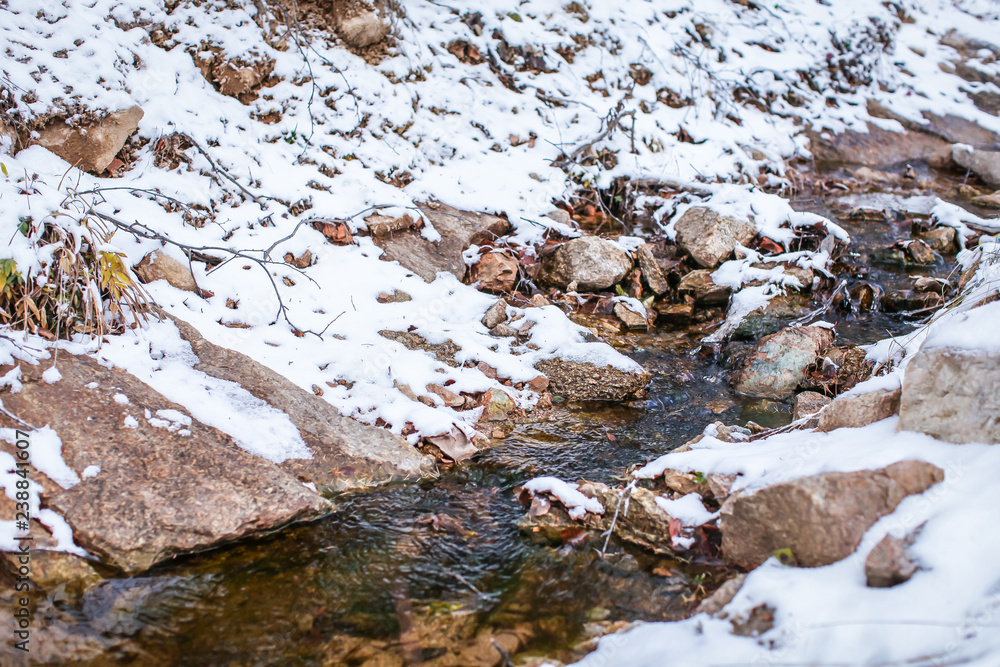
xmin=284 ymin=249 xmax=313 ymax=268
xmin=545 ymin=209 xmax=572 ymax=225
xmin=732 ymin=293 xmax=812 ymax=340
xmin=817 ymin=388 xmax=901 ymax=431
xmin=807 ymin=123 xmax=950 ymax=167
xmin=424 ymin=427 xmax=478 ymax=462
xmin=695 ymin=573 xmax=747 ymax=616
xmin=331 ymin=1 xmax=391 ymax=48
xmin=635 ymin=243 xmax=669 ymax=295
xmin=866 ymin=533 xmax=920 ymax=588
xmin=478 ymin=388 xmax=515 ymax=422
xmin=468 ymin=250 xmax=519 ymax=293
xmin=613 ymin=302 xmax=648 ymax=331
xmin=655 ymin=302 xmax=694 ymax=324
xmin=972 ymin=191 xmax=1000 ymax=209
xmin=898 ymin=347 xmax=1000 ymax=444
xmin=678 ymin=269 xmax=731 ymax=306
xmin=364 ymin=212 xmax=415 ymax=237
xmin=730 ymin=604 xmax=775 ymax=637
xmin=733 ymin=326 xmax=835 ymax=399
xmin=425 ymin=383 xmax=465 ymax=408
xmin=35 ymin=106 xmax=143 ymax=174
xmin=0 ymin=551 xmax=102 ymax=598
xmin=793 ymin=391 xmax=831 ymax=421
xmin=529 ymin=293 xmax=553 ymax=307
xmin=374 ymin=203 xmax=511 ymax=282
xmin=674 ymin=207 xmax=757 ymax=268
xmin=852 ymin=166 xmax=903 ymax=186
xmin=192 ymin=48 xmax=274 ymax=102
xmin=534 ymin=358 xmax=651 ymax=401
xmin=953 ymin=145 xmax=1000 ymax=188
xmin=379 ymin=330 xmax=462 ymax=367
xmin=719 ymin=460 xmax=944 ymax=569
xmin=376 ymin=289 xmax=412 ymax=303
xmin=867 ymin=100 xmax=1000 ymax=150
xmin=904 ymin=239 xmax=937 ymax=264
xmin=490 ymin=323 xmax=519 ymax=337
xmin=882 ymin=289 xmax=944 ymax=313
xmin=481 ymin=300 xmax=509 ymax=329
xmin=0 ymin=354 xmax=331 ymax=573
xmin=917 ymin=226 xmax=958 ymax=253
xmin=170 ymin=316 xmax=435 ymax=491
xmin=536 ymin=237 xmax=633 ymax=291
xmin=134 ymin=251 xmax=198 ymax=292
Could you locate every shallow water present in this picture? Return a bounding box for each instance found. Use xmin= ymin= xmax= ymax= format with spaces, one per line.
xmin=21 ymin=177 xmax=975 ymax=666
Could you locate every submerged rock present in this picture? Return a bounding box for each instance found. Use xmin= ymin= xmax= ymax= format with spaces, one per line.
xmin=719 ymin=460 xmax=943 ymax=569
xmin=674 ymin=207 xmax=757 ymax=268
xmin=35 ymin=106 xmax=143 ymax=174
xmin=733 ymin=326 xmax=835 ymax=399
xmin=534 ymin=358 xmax=651 ymax=400
xmin=898 ymin=347 xmax=1000 ymax=444
xmin=0 ymin=354 xmax=331 ymax=573
xmin=732 ymin=293 xmax=812 ymax=340
xmin=536 ymin=236 xmax=632 ymax=291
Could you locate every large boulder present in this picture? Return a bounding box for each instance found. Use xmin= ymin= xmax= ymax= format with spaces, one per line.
xmin=0 ymin=354 xmax=331 ymax=573
xmin=952 ymin=145 xmax=1000 ymax=188
xmin=674 ymin=207 xmax=757 ymax=268
xmin=719 ymin=460 xmax=944 ymax=569
xmin=35 ymin=106 xmax=143 ymax=174
xmin=732 ymin=326 xmax=835 ymax=399
xmin=898 ymin=347 xmax=1000 ymax=444
xmin=817 ymin=387 xmax=901 ymax=432
xmin=807 ymin=123 xmax=950 ymax=167
xmin=534 ymin=357 xmax=651 ymax=400
xmin=536 ymin=236 xmax=632 ymax=291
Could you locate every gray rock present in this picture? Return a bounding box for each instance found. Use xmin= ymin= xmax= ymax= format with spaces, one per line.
xmin=953 ymin=145 xmax=1000 ymax=188
xmin=793 ymin=390 xmax=831 ymax=421
xmin=613 ymin=302 xmax=648 ymax=331
xmin=170 ymin=316 xmax=434 ymax=492
xmin=481 ymin=300 xmax=509 ymax=329
xmin=635 ymin=243 xmax=669 ymax=295
xmin=732 ymin=293 xmax=812 ymax=340
xmin=534 ymin=357 xmax=651 ymax=400
xmin=865 ymin=533 xmax=919 ymax=588
xmin=328 ymin=0 xmax=390 ymax=47
xmin=35 ymin=106 xmax=143 ymax=174
xmin=817 ymin=388 xmax=901 ymax=432
xmin=0 ymin=354 xmax=331 ymax=573
xmin=733 ymin=326 xmax=835 ymax=399
xmin=898 ymin=347 xmax=1000 ymax=444
xmin=719 ymin=460 xmax=943 ymax=569
xmin=537 ymin=236 xmax=632 ymax=291
xmin=134 ymin=251 xmax=198 ymax=292
xmin=674 ymin=207 xmax=757 ymax=268
xmin=373 ymin=203 xmax=511 ymax=282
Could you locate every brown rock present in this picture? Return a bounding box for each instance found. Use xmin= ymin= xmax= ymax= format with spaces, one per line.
xmin=865 ymin=533 xmax=919 ymax=588
xmin=655 ymin=302 xmax=694 ymax=324
xmin=793 ymin=391 xmax=831 ymax=421
xmin=953 ymin=145 xmax=1000 ymax=188
xmin=192 ymin=47 xmax=274 ymax=102
xmin=534 ymin=358 xmax=651 ymax=400
xmin=478 ymin=388 xmax=515 ymax=422
xmin=719 ymin=460 xmax=944 ymax=569
xmin=916 ymin=226 xmax=958 ymax=253
xmin=904 ymin=239 xmax=936 ymax=264
xmin=807 ymin=123 xmax=950 ymax=167
xmin=365 ymin=213 xmax=414 ymax=237
xmin=526 ymin=375 xmax=549 ymax=393
xmin=468 ymin=250 xmax=519 ymax=293
xmin=613 ymin=302 xmax=648 ymax=331
xmin=481 ymin=300 xmax=509 ymax=328
xmin=283 ymin=249 xmax=313 ymax=268
xmin=678 ymin=269 xmax=732 ymax=306
xmin=328 ymin=0 xmax=391 ymax=48
xmin=635 ymin=243 xmax=669 ymax=294
xmin=134 ymin=251 xmax=198 ymax=292
xmin=696 ymin=573 xmax=746 ymax=616
xmin=733 ymin=326 xmax=835 ymax=399
xmin=376 ymin=289 xmax=412 ymax=303
xmin=423 ymin=427 xmax=478 ymax=462
xmin=817 ymin=388 xmax=901 ymax=432
xmin=426 ymin=383 xmax=465 ymax=408
xmin=170 ymin=316 xmax=435 ymax=491
xmin=0 ymin=550 xmax=102 ymax=598
xmin=898 ymin=347 xmax=1000 ymax=444
xmin=674 ymin=207 xmax=757 ymax=268
xmin=972 ymin=191 xmax=1000 ymax=209
xmin=536 ymin=237 xmax=633 ymax=291
xmin=0 ymin=355 xmax=330 ymax=573
xmin=35 ymin=106 xmax=143 ymax=174
xmin=374 ymin=203 xmax=510 ymax=282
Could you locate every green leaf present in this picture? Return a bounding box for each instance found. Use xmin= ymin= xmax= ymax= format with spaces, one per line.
xmin=614 ymin=284 xmax=627 ymax=297
xmin=507 ymin=12 xmax=522 ymax=22
xmin=692 ymin=471 xmax=707 ymax=484
xmin=773 ymin=547 xmax=795 ymax=565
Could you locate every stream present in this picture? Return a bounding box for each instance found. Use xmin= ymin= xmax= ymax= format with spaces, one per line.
xmin=24 ymin=169 xmax=994 ymax=666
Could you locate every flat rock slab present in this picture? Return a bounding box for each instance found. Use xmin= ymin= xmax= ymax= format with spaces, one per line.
xmin=898 ymin=347 xmax=1000 ymax=444
xmin=720 ymin=460 xmax=943 ymax=569
xmin=373 ymin=203 xmax=510 ymax=282
xmin=807 ymin=123 xmax=949 ymax=167
xmin=170 ymin=316 xmax=435 ymax=492
xmin=534 ymin=358 xmax=651 ymax=401
xmin=733 ymin=326 xmax=834 ymax=399
xmin=0 ymin=355 xmax=330 ymax=573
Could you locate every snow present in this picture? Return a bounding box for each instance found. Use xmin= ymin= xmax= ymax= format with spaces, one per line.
xmin=81 ymin=465 xmax=100 ymax=478
xmin=42 ymin=365 xmax=62 ymax=384
xmin=522 ymin=476 xmax=605 ymax=520
xmin=654 ymin=493 xmax=718 ymax=527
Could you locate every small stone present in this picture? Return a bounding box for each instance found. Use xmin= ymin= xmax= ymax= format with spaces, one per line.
xmin=972 ymin=191 xmax=1000 ymax=209
xmin=674 ymin=207 xmax=757 ymax=268
xmin=481 ymin=300 xmax=508 ymax=329
xmin=469 ymin=250 xmax=519 ymax=293
xmin=311 ymin=384 xmax=324 ymax=396
xmin=426 ymin=383 xmax=465 ymax=408
xmin=817 ymin=388 xmax=901 ymax=431
xmin=912 ymin=277 xmax=948 ymax=293
xmin=534 ymin=357 xmax=651 ymax=401
xmin=904 ymin=239 xmax=936 ymax=264
xmin=655 ymin=302 xmax=694 ymax=324
xmin=545 ymin=209 xmax=572 ymax=225
xmin=424 ymin=427 xmax=478 ymax=462
xmin=733 ymin=326 xmax=835 ymax=399
xmin=678 ymin=269 xmax=731 ymax=306
xmin=479 ymin=388 xmax=515 ymax=421
xmin=793 ymin=391 xmax=831 ymax=421
xmin=883 ymin=290 xmax=944 ymax=313
xmin=866 ymin=534 xmax=919 ymax=588
xmin=635 ymin=243 xmax=669 ymax=295
xmin=536 ymin=236 xmax=633 ymax=291
xmin=134 ymin=251 xmax=198 ymax=292
xmin=916 ymin=226 xmax=958 ymax=253
xmin=365 ymin=213 xmax=414 ymax=237
xmin=376 ymin=289 xmax=412 ymax=303
xmin=527 ymin=375 xmax=549 ymax=393
xmin=490 ymin=323 xmax=520 ymax=337
xmin=613 ymin=302 xmax=649 ymax=331
xmin=283 ymin=249 xmax=313 ymax=268
xmin=952 ymin=144 xmax=1000 ymax=188
xmin=529 ymin=294 xmax=553 ymax=307
xmin=696 ymin=573 xmax=747 ymax=616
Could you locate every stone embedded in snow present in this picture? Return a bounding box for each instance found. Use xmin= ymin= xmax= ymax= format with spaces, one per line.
xmin=613 ymin=302 xmax=648 ymax=331
xmin=481 ymin=299 xmax=508 ymax=329
xmin=696 ymin=573 xmax=747 ymax=616
xmin=478 ymin=387 xmax=515 ymax=422
xmin=35 ymin=106 xmax=143 ymax=174
xmin=425 ymin=382 xmax=464 ymax=408
xmin=674 ymin=207 xmax=757 ymax=269
xmin=171 ymin=316 xmax=435 ymax=491
xmin=793 ymin=390 xmax=831 ymax=421
xmin=467 ymin=250 xmax=519 ymax=293
xmin=537 ymin=236 xmax=632 ymax=291
xmin=192 ymin=48 xmax=275 ymax=102
xmin=373 ymin=203 xmax=510 ymax=282
xmin=635 ymin=243 xmax=669 ymax=295
xmin=134 ymin=251 xmax=198 ymax=292
xmin=953 ymin=145 xmax=1000 ymax=188
xmin=0 ymin=353 xmax=331 ymax=573
xmin=719 ymin=460 xmax=944 ymax=569
xmin=817 ymin=388 xmax=900 ymax=432
xmin=328 ymin=0 xmax=391 ymax=48
xmin=865 ymin=533 xmax=920 ymax=588
xmin=898 ymin=347 xmax=1000 ymax=444
xmin=534 ymin=357 xmax=651 ymax=400
xmin=364 ymin=212 xmax=415 ymax=237
xmin=732 ymin=326 xmax=835 ymax=399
